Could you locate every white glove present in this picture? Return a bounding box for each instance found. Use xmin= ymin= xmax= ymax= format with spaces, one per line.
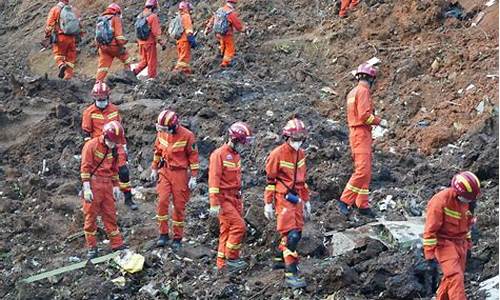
xmin=150 ymin=169 xmax=158 ymax=182
xmin=379 ymin=119 xmax=389 ymax=128
xmin=209 ymin=206 xmax=220 ymax=218
xmin=304 ymin=201 xmax=312 ymax=220
xmin=113 ymin=186 xmax=124 ymax=202
xmin=83 ymin=182 xmax=93 ymax=203
xmin=188 ymin=177 xmax=197 ymax=190
xmin=264 ymin=203 xmax=274 ymax=220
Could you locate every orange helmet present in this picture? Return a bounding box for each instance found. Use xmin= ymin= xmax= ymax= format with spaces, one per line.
xmin=228 ymin=122 xmax=253 ymax=144
xmin=107 ymin=3 xmax=122 ymax=14
xmin=91 ymin=81 xmax=110 ymax=99
xmin=451 ymin=171 xmax=481 ymax=201
xmin=103 ymin=121 xmax=124 ymax=144
xmin=156 ymin=110 xmax=179 ymax=132
xmin=282 ymin=118 xmax=307 ymax=140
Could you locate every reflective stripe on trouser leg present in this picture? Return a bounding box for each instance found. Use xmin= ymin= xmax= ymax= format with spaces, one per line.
xmin=217 ymin=217 xmax=229 ymax=269
xmin=100 ymin=184 xmax=124 ymax=249
xmin=221 ymin=198 xmax=245 ymax=260
xmin=340 ymin=153 xmax=372 ymax=208
xmin=175 ymin=40 xmax=191 ymax=72
xmin=82 ymin=196 xmax=98 ymax=248
xmin=170 ymin=169 xmax=189 ymax=240
xmin=436 ymin=242 xmax=467 ymax=300
xmin=156 ymin=171 xmax=172 ymax=235
xmin=220 ymin=35 xmax=235 ymax=66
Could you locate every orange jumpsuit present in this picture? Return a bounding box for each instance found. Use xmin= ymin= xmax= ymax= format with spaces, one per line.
xmin=81 ymin=103 xmax=130 ymax=193
xmin=174 ymin=11 xmax=194 ymax=74
xmin=133 ymin=9 xmax=161 ymax=79
xmin=80 ymin=136 xmax=124 ymax=250
xmin=152 ymin=126 xmax=199 ymax=241
xmin=423 ymin=188 xmax=473 ymax=300
xmin=45 ymin=2 xmax=80 ymax=80
xmin=96 ymin=9 xmax=133 ymax=81
xmin=207 ymin=4 xmax=244 ymax=67
xmin=209 ymin=144 xmax=245 ymax=269
xmin=339 ymin=0 xmax=359 ymax=17
xmin=265 ymin=143 xmax=310 ymax=267
xmin=340 ymin=81 xmax=381 ymax=209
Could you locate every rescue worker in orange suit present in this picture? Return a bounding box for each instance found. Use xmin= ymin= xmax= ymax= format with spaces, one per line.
xmin=44 ymin=0 xmax=82 ymax=79
xmin=80 ymin=121 xmax=127 ymax=258
xmin=173 ymin=2 xmax=197 ymax=74
xmin=337 ymin=63 xmax=388 ymax=218
xmin=339 ymin=0 xmax=359 ymax=18
xmin=204 ymin=0 xmax=245 ymax=68
xmin=95 ymin=3 xmax=134 ymax=82
xmin=82 ymin=82 xmax=138 ymax=210
xmin=133 ymin=0 xmax=166 ymax=79
xmin=423 ymin=171 xmax=481 ymax=300
xmin=208 ymin=122 xmax=254 ymax=272
xmin=150 ymin=110 xmax=200 ymax=250
xmin=263 ymin=117 xmax=311 ymax=289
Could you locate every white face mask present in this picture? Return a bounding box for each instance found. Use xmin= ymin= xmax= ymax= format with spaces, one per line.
xmin=105 ymin=139 xmax=116 ymax=149
xmin=95 ymin=99 xmax=108 ymax=109
xmin=290 ymin=141 xmax=302 ymax=151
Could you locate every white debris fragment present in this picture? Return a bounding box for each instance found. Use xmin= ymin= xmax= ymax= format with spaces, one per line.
xmin=194 ymin=90 xmax=204 ymax=96
xmin=478 ymin=275 xmax=499 ymax=300
xmin=366 ymin=57 xmax=381 ymax=66
xmin=476 ymin=100 xmax=485 ymax=114
xmin=266 ymin=110 xmax=274 ymax=117
xmin=372 ymin=126 xmax=387 ymax=139
xmin=465 ymin=84 xmax=476 ymax=92
xmin=321 ymin=87 xmax=338 ymax=95
xmin=379 ymin=195 xmax=396 ymax=212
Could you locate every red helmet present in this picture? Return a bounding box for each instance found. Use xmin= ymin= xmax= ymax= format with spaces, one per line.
xmin=178 ymin=1 xmax=193 ymax=10
xmin=156 ymin=110 xmax=179 ymax=130
xmin=103 ymin=121 xmax=124 ymax=144
xmin=107 ymin=3 xmax=122 ymax=14
xmin=91 ymin=81 xmax=110 ymax=99
xmin=282 ymin=118 xmax=307 ymax=140
xmin=228 ymin=122 xmax=253 ymax=144
xmin=451 ymin=171 xmax=481 ymax=201
xmin=356 ymin=63 xmax=377 ymax=78
xmin=145 ymin=0 xmax=158 ymax=8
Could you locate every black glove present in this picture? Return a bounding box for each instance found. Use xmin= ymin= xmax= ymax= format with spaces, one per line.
xmin=119 ymin=47 xmax=127 ymax=55
xmin=471 ymin=223 xmax=479 ymax=244
xmin=426 ymin=259 xmax=438 ymax=271
xmin=187 ymin=34 xmax=197 ymax=49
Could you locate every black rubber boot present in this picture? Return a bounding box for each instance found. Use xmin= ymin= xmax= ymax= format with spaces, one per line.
xmin=226 ymin=259 xmax=248 ymax=272
xmin=337 ymin=200 xmax=350 ymax=216
xmin=112 ymin=244 xmax=127 ymax=252
xmin=156 ymin=234 xmax=169 ymax=248
xmin=171 ymin=239 xmax=182 ymax=252
xmin=87 ymin=248 xmax=98 ymax=259
xmin=124 ymin=191 xmax=138 ymax=210
xmin=358 ymin=207 xmax=377 ymax=218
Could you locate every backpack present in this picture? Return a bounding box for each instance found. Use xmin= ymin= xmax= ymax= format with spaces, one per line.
xmin=213 ymin=8 xmax=232 ymax=35
xmin=59 ymin=4 xmax=80 ymax=35
xmin=168 ymin=13 xmax=184 ymax=40
xmin=95 ymin=16 xmax=114 ymax=45
xmin=135 ymin=13 xmax=151 ymax=41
